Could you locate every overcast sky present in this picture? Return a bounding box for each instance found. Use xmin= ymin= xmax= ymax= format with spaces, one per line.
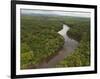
xmin=21 ymin=9 xmax=90 ymax=17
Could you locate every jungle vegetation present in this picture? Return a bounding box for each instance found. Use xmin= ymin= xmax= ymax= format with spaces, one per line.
xmin=21 ymin=15 xmax=64 ymax=69
xmin=57 ymin=17 xmax=90 ymax=67
xmin=21 ymin=14 xmax=90 ymax=69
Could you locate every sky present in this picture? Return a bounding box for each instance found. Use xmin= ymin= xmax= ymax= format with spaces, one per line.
xmin=21 ymin=9 xmax=90 ymax=17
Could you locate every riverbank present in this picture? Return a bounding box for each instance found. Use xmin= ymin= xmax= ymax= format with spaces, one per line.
xmin=36 ymin=24 xmax=78 ymax=68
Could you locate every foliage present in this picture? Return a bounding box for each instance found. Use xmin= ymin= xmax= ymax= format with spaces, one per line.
xmin=57 ymin=17 xmax=90 ymax=67
xmin=21 ymin=14 xmax=90 ymax=69
xmin=21 ymin=15 xmax=64 ymax=69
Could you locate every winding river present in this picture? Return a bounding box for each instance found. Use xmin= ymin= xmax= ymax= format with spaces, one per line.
xmin=38 ymin=24 xmax=78 ymax=68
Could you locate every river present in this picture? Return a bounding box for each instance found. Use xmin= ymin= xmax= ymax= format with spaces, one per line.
xmin=38 ymin=24 xmax=78 ymax=68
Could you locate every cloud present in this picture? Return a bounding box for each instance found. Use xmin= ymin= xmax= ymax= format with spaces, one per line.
xmin=21 ymin=9 xmax=90 ymax=17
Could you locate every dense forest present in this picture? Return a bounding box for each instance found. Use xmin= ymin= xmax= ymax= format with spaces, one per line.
xmin=57 ymin=17 xmax=90 ymax=67
xmin=21 ymin=16 xmax=64 ymax=69
xmin=21 ymin=14 xmax=90 ymax=69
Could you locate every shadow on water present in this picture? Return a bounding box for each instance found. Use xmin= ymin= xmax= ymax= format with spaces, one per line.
xmin=37 ymin=24 xmax=79 ymax=68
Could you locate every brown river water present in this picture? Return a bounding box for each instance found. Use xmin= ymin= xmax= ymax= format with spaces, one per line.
xmin=37 ymin=24 xmax=78 ymax=68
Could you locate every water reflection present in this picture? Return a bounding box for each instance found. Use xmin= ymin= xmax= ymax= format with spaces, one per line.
xmin=38 ymin=24 xmax=78 ymax=68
